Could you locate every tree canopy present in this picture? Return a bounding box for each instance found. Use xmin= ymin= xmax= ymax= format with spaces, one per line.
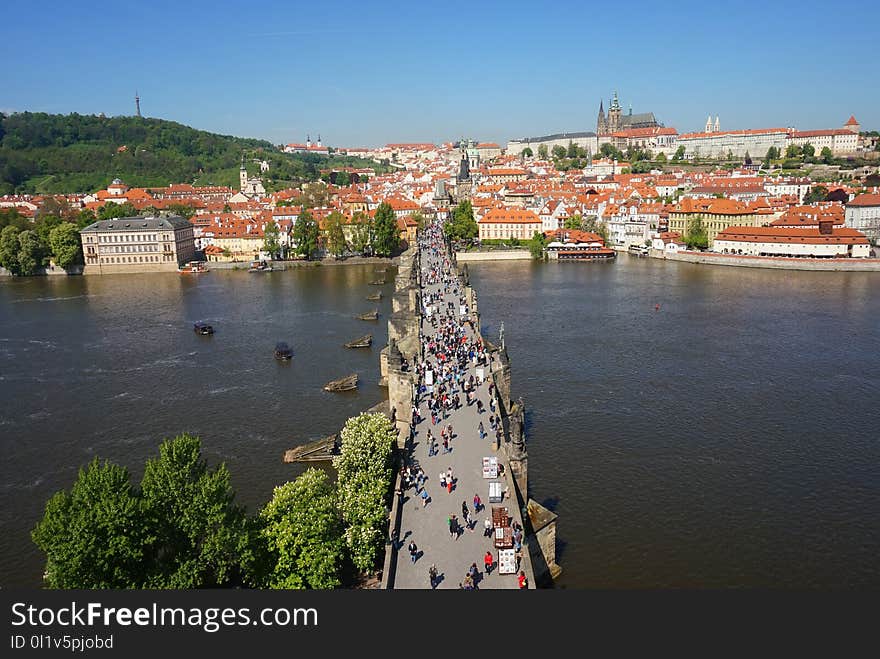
xmin=372 ymin=202 xmax=400 ymax=257
xmin=0 ymin=111 xmax=386 ymax=194
xmin=259 ymin=469 xmax=345 ymax=589
xmin=333 ymin=413 xmax=395 ymax=572
xmin=293 ymin=210 xmax=319 ymax=260
xmin=444 ymin=200 xmax=479 ymax=241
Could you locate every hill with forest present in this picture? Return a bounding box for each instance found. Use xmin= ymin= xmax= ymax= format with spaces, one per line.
xmin=0 ymin=112 xmax=385 ymax=195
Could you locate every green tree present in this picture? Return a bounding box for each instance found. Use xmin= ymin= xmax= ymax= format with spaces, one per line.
xmin=521 ymin=147 xmax=533 ymax=158
xmin=32 ymin=458 xmax=145 ymax=588
xmin=684 ymin=215 xmax=708 ymax=250
xmin=293 ymin=210 xmax=319 ymax=260
xmin=672 ymin=145 xmax=686 ymax=161
xmin=48 ymin=222 xmax=83 ymax=269
xmin=350 ymin=210 xmax=373 ymax=255
xmin=528 ymin=230 xmax=548 ymax=259
xmin=820 ymin=146 xmax=834 ymax=164
xmin=0 ymin=208 xmax=29 ymax=231
xmin=551 ymin=145 xmax=567 ymax=160
xmin=259 ymin=469 xmax=345 ymax=590
xmin=98 ymin=202 xmax=137 ymax=220
xmin=655 ymin=152 xmax=667 ymax=163
xmin=325 ymin=210 xmax=347 ymax=258
xmin=563 ymin=215 xmax=582 ymax=230
xmin=76 ymin=209 xmax=96 ymax=229
xmin=140 ymin=434 xmax=254 ymax=588
xmin=0 ymin=224 xmax=21 ymax=274
xmin=537 ymin=144 xmax=548 ymax=160
xmin=167 ymin=203 xmax=195 ymax=220
xmin=411 ymin=210 xmax=427 ymax=231
xmin=262 ymin=219 xmax=281 ymax=259
xmin=802 ymin=143 xmax=815 ymax=161
xmin=17 ymin=229 xmax=45 ymax=275
xmin=567 ymin=141 xmax=578 ymax=158
xmin=372 ymin=202 xmax=400 ymax=257
xmin=335 ymin=171 xmax=351 ymax=186
xmin=445 ymin=200 xmax=478 ymax=241
xmin=600 ymin=143 xmax=623 ymax=160
xmin=764 ymin=146 xmax=780 ymax=165
xmin=785 ymin=144 xmax=802 ymax=159
xmin=803 ymin=185 xmax=829 ymax=204
xmin=333 ymin=413 xmax=395 ymax=573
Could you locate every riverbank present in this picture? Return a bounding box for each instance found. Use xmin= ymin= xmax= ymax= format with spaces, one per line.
xmin=454 ymin=249 xmax=531 ymax=262
xmin=650 ymin=249 xmax=880 ymax=271
xmin=0 ymin=257 xmax=396 ymax=277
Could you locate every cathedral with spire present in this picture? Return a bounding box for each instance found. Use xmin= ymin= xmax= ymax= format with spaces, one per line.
xmin=596 ymin=91 xmax=662 ymax=136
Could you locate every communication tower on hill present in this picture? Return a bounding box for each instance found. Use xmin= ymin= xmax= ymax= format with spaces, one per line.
xmin=135 ymin=91 xmax=141 ymax=118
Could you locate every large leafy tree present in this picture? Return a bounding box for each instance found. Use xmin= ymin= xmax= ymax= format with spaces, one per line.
xmin=528 ymin=230 xmax=548 ymax=259
xmin=292 ymin=210 xmax=319 ymax=260
xmin=140 ymin=434 xmax=254 ymax=588
xmin=820 ymin=146 xmax=834 ymax=164
xmin=259 ymin=469 xmax=345 ymax=589
xmin=32 ymin=459 xmax=146 ymax=588
xmin=333 ymin=413 xmax=395 ymax=572
xmin=521 ymin=147 xmax=533 ymax=158
xmin=684 ymin=215 xmax=708 ymax=250
xmin=262 ymin=219 xmax=281 ymax=258
xmin=16 ymin=229 xmax=46 ymax=275
xmin=0 ymin=224 xmax=21 ymax=274
xmin=349 ymin=210 xmax=373 ymax=255
xmin=803 ymin=185 xmax=829 ymax=204
xmin=49 ymin=222 xmax=83 ymax=269
xmin=325 ymin=210 xmax=347 ymax=258
xmin=372 ymin=202 xmax=400 ymax=257
xmin=445 ymin=200 xmax=478 ymax=241
xmin=537 ymin=144 xmax=548 ymax=160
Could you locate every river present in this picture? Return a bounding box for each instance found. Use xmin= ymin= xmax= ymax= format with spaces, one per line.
xmin=1 ymin=257 xmax=878 ymax=588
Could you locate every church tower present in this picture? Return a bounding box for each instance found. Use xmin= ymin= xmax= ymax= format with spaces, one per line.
xmin=714 ymin=116 xmax=720 ymax=132
xmin=608 ymin=91 xmax=622 ymax=134
xmin=706 ymin=115 xmax=713 ymax=133
xmin=239 ymin=162 xmax=248 ymax=192
xmin=597 ymin=100 xmax=606 ymax=135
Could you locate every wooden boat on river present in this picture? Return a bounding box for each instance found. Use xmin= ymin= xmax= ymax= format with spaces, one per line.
xmin=193 ymin=321 xmax=214 ymax=335
xmin=274 ymin=341 xmax=293 ymax=361
xmin=283 ymin=434 xmax=339 ymax=463
xmin=345 ymin=334 xmax=372 ymax=348
xmin=366 ymin=292 xmax=382 ymax=301
xmin=357 ymin=309 xmax=379 ymax=321
xmin=369 ymin=279 xmax=385 ymax=285
xmin=324 ymin=373 xmax=358 ymax=392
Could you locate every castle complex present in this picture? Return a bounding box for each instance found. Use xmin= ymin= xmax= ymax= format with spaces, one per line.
xmin=596 ymin=91 xmax=662 ymax=136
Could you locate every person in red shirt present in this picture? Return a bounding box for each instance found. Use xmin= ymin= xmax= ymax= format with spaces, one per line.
xmin=518 ymin=571 xmax=528 ymax=589
xmin=484 ymin=551 xmax=494 ymax=575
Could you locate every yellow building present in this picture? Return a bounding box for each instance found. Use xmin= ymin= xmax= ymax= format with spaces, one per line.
xmin=668 ymin=198 xmax=768 ymax=246
xmin=478 ymin=208 xmax=542 ymax=241
xmin=81 ymin=215 xmax=194 ymax=274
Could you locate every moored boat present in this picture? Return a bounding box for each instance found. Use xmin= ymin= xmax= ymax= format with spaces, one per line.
xmin=345 ymin=334 xmax=373 ymax=348
xmin=357 ymin=309 xmax=379 ymax=321
xmin=274 ymin=341 xmax=293 ymax=360
xmin=249 ymin=260 xmax=273 ymax=272
xmin=179 ymin=261 xmax=209 ymax=274
xmin=193 ymin=321 xmax=214 ymax=335
xmin=366 ymin=292 xmax=382 ymax=301
xmin=369 ymin=279 xmax=385 ymax=285
xmin=324 ymin=373 xmax=358 ymax=392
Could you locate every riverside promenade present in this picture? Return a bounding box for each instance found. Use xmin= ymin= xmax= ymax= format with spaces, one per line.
xmin=387 ymin=223 xmax=534 ymax=590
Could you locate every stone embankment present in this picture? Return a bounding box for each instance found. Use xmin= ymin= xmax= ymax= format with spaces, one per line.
xmin=651 ymin=249 xmax=880 ymax=271
xmin=454 ymin=249 xmax=532 ymax=262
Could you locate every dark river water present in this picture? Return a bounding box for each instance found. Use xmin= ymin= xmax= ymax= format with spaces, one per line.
xmin=2 ymin=257 xmax=879 ymax=588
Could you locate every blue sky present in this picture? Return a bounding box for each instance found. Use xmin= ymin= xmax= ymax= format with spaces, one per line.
xmin=2 ymin=0 xmax=878 ymax=147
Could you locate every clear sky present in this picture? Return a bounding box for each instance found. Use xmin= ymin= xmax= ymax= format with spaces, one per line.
xmin=2 ymin=0 xmax=878 ymax=147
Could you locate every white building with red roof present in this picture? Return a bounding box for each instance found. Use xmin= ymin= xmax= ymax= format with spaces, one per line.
xmin=845 ymin=192 xmax=880 ymax=245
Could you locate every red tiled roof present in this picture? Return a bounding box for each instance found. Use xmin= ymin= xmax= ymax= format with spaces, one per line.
xmin=716 ymin=226 xmax=868 ymax=245
xmin=479 ymin=208 xmax=541 ymax=224
xmin=848 ymin=194 xmax=880 ymax=207
xmin=844 ymin=115 xmax=859 ymax=126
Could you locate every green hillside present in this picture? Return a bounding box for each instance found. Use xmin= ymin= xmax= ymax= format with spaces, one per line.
xmin=0 ymin=112 xmax=383 ymax=194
